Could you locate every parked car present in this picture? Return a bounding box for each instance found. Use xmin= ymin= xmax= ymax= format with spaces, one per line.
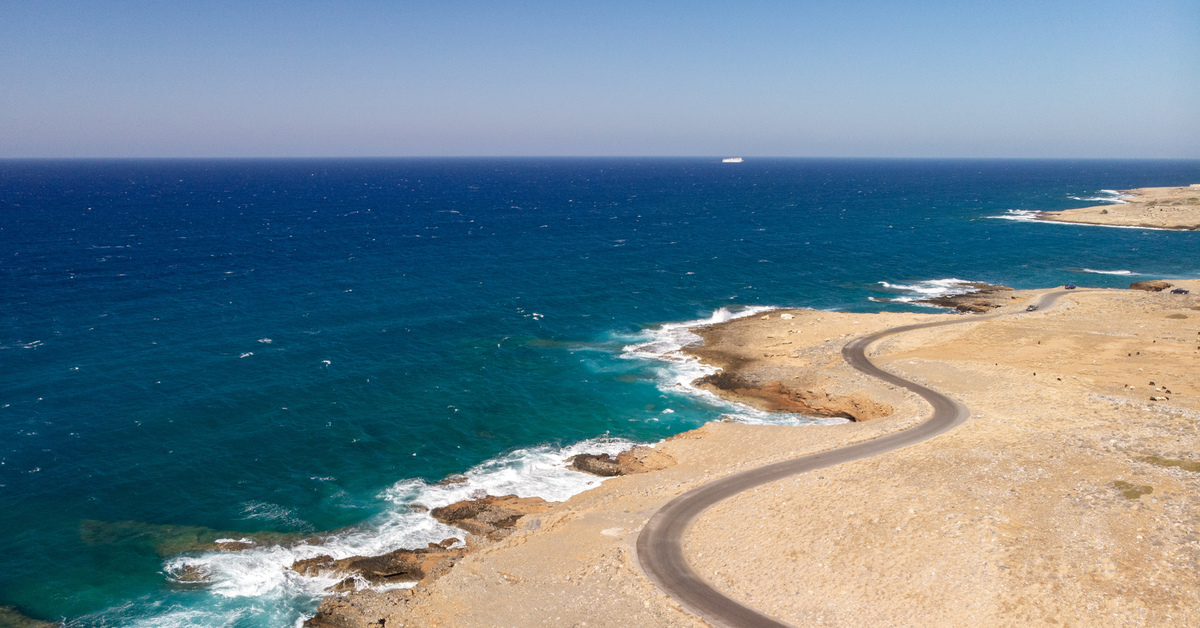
xmin=1026 ymin=304 xmax=1038 ymax=311
xmin=1064 ymin=284 xmax=1077 ymax=290
xmin=1171 ymin=288 xmax=1190 ymax=294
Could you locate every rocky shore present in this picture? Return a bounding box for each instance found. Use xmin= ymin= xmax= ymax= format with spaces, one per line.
xmin=1037 ymin=184 xmax=1200 ymax=230
xmin=914 ymin=281 xmax=1015 ymax=312
xmin=83 ymin=280 xmax=1200 ymax=627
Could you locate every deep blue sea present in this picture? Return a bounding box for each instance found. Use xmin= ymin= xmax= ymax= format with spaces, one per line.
xmin=2 ymin=159 xmax=1198 ymax=627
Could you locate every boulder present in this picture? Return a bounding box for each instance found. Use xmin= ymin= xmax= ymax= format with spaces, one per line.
xmin=1130 ymin=280 xmax=1172 ymax=292
xmin=569 ymin=453 xmax=624 ymax=476
xmin=569 ymin=446 xmax=675 ymax=477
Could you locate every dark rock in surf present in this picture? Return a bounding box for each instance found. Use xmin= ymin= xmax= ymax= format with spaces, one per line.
xmin=916 ymin=282 xmax=1013 ymax=312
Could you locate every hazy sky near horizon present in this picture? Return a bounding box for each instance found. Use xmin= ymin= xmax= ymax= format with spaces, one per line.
xmin=2 ymin=1 xmax=1197 ymax=158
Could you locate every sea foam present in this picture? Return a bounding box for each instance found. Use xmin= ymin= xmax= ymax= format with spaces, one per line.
xmin=158 ymin=436 xmax=636 ymax=622
xmin=1080 ymin=268 xmax=1136 ymax=276
xmin=990 ymin=209 xmax=1041 ymax=222
xmin=1069 ymin=189 xmax=1129 ymax=204
xmin=875 ymin=278 xmax=983 ymax=305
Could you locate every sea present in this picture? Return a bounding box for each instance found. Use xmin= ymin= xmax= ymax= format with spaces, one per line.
xmin=2 ymin=158 xmax=1198 ymax=627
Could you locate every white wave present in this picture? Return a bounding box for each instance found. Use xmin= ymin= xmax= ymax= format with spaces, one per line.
xmin=1080 ymin=268 xmax=1136 ymax=275
xmin=619 ymin=306 xmax=847 ymax=426
xmin=875 ymin=278 xmax=983 ymax=305
xmin=990 ymin=209 xmax=1176 ymax=231
xmin=1069 ymin=190 xmax=1128 ymax=204
xmin=160 ymin=435 xmax=636 ymax=616
xmin=990 ymin=209 xmax=1041 ymax=222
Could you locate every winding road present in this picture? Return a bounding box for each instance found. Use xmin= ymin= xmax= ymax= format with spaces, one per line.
xmin=636 ymin=290 xmax=1077 ymax=628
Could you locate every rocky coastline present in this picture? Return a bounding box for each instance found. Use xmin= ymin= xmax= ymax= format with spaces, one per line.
xmin=70 ymin=280 xmax=1200 ymax=628
xmin=304 ymin=446 xmax=678 ymax=627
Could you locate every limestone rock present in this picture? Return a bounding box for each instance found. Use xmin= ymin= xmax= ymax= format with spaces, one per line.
xmin=304 ymin=589 xmax=403 ymax=628
xmin=694 ymin=373 xmax=892 ymax=421
xmin=1130 ymin=280 xmax=1172 ymax=292
xmin=569 ymin=452 xmax=624 ymax=476
xmin=569 ymin=446 xmax=676 ymax=477
xmin=916 ymin=282 xmax=1013 ymax=312
xmin=430 ymin=494 xmax=551 ymax=539
xmin=290 ymin=541 xmax=466 ymax=589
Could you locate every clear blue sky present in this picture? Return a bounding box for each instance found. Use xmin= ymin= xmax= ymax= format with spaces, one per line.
xmin=2 ymin=0 xmax=1197 ymax=158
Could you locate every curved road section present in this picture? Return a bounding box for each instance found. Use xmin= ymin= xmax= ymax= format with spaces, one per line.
xmin=636 ymin=290 xmax=1075 ymax=628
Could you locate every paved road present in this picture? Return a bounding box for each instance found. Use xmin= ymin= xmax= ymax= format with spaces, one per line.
xmin=636 ymin=290 xmax=1077 ymax=628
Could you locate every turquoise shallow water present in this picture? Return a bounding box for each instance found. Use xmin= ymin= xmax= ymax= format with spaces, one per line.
xmin=1 ymin=158 xmax=1198 ymax=626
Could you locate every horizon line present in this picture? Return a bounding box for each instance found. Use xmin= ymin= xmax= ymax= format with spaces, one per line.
xmin=3 ymin=155 xmax=1199 ymax=162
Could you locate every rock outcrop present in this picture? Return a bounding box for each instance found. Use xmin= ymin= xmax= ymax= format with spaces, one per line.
xmin=290 ymin=540 xmax=465 ymax=591
xmin=569 ymin=446 xmax=676 ymax=477
xmin=915 ymin=282 xmax=1014 ymax=312
xmin=694 ymin=372 xmax=892 ymax=421
xmin=1130 ymin=280 xmax=1172 ymax=292
xmin=304 ymin=590 xmax=404 ymax=628
xmin=430 ymin=494 xmax=551 ymax=540
xmin=302 ymin=494 xmax=558 ymax=626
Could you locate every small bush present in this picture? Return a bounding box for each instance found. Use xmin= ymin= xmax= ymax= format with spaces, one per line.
xmin=1112 ymin=480 xmax=1153 ymax=500
xmin=1141 ymin=455 xmax=1200 ymax=473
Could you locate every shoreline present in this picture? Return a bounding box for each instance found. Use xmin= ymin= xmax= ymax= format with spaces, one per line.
xmin=1036 ymin=184 xmax=1200 ymax=230
xmin=302 ymin=279 xmax=1200 ymax=627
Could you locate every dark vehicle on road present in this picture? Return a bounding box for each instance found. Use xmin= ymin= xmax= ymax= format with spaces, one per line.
xmin=1171 ymin=288 xmax=1190 ymax=294
xmin=1026 ymin=304 xmax=1038 ymax=311
xmin=1064 ymin=284 xmax=1077 ymax=290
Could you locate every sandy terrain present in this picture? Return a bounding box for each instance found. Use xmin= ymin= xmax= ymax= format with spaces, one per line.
xmin=1038 ymin=185 xmax=1200 ymax=230
xmin=308 ymin=282 xmax=1200 ymax=628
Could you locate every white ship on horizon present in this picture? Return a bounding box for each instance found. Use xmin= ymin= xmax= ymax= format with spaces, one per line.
xmin=721 ymin=157 xmax=743 ymax=163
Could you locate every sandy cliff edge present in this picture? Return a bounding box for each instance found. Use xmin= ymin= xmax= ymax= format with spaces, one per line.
xmin=308 ymin=282 xmax=1200 ymax=628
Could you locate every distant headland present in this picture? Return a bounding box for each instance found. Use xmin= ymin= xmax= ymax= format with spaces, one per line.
xmin=1038 ymin=184 xmax=1200 ymax=230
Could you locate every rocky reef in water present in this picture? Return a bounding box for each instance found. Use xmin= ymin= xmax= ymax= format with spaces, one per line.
xmin=0 ymin=605 xmax=57 ymax=628
xmin=79 ymin=519 xmax=319 ymax=556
